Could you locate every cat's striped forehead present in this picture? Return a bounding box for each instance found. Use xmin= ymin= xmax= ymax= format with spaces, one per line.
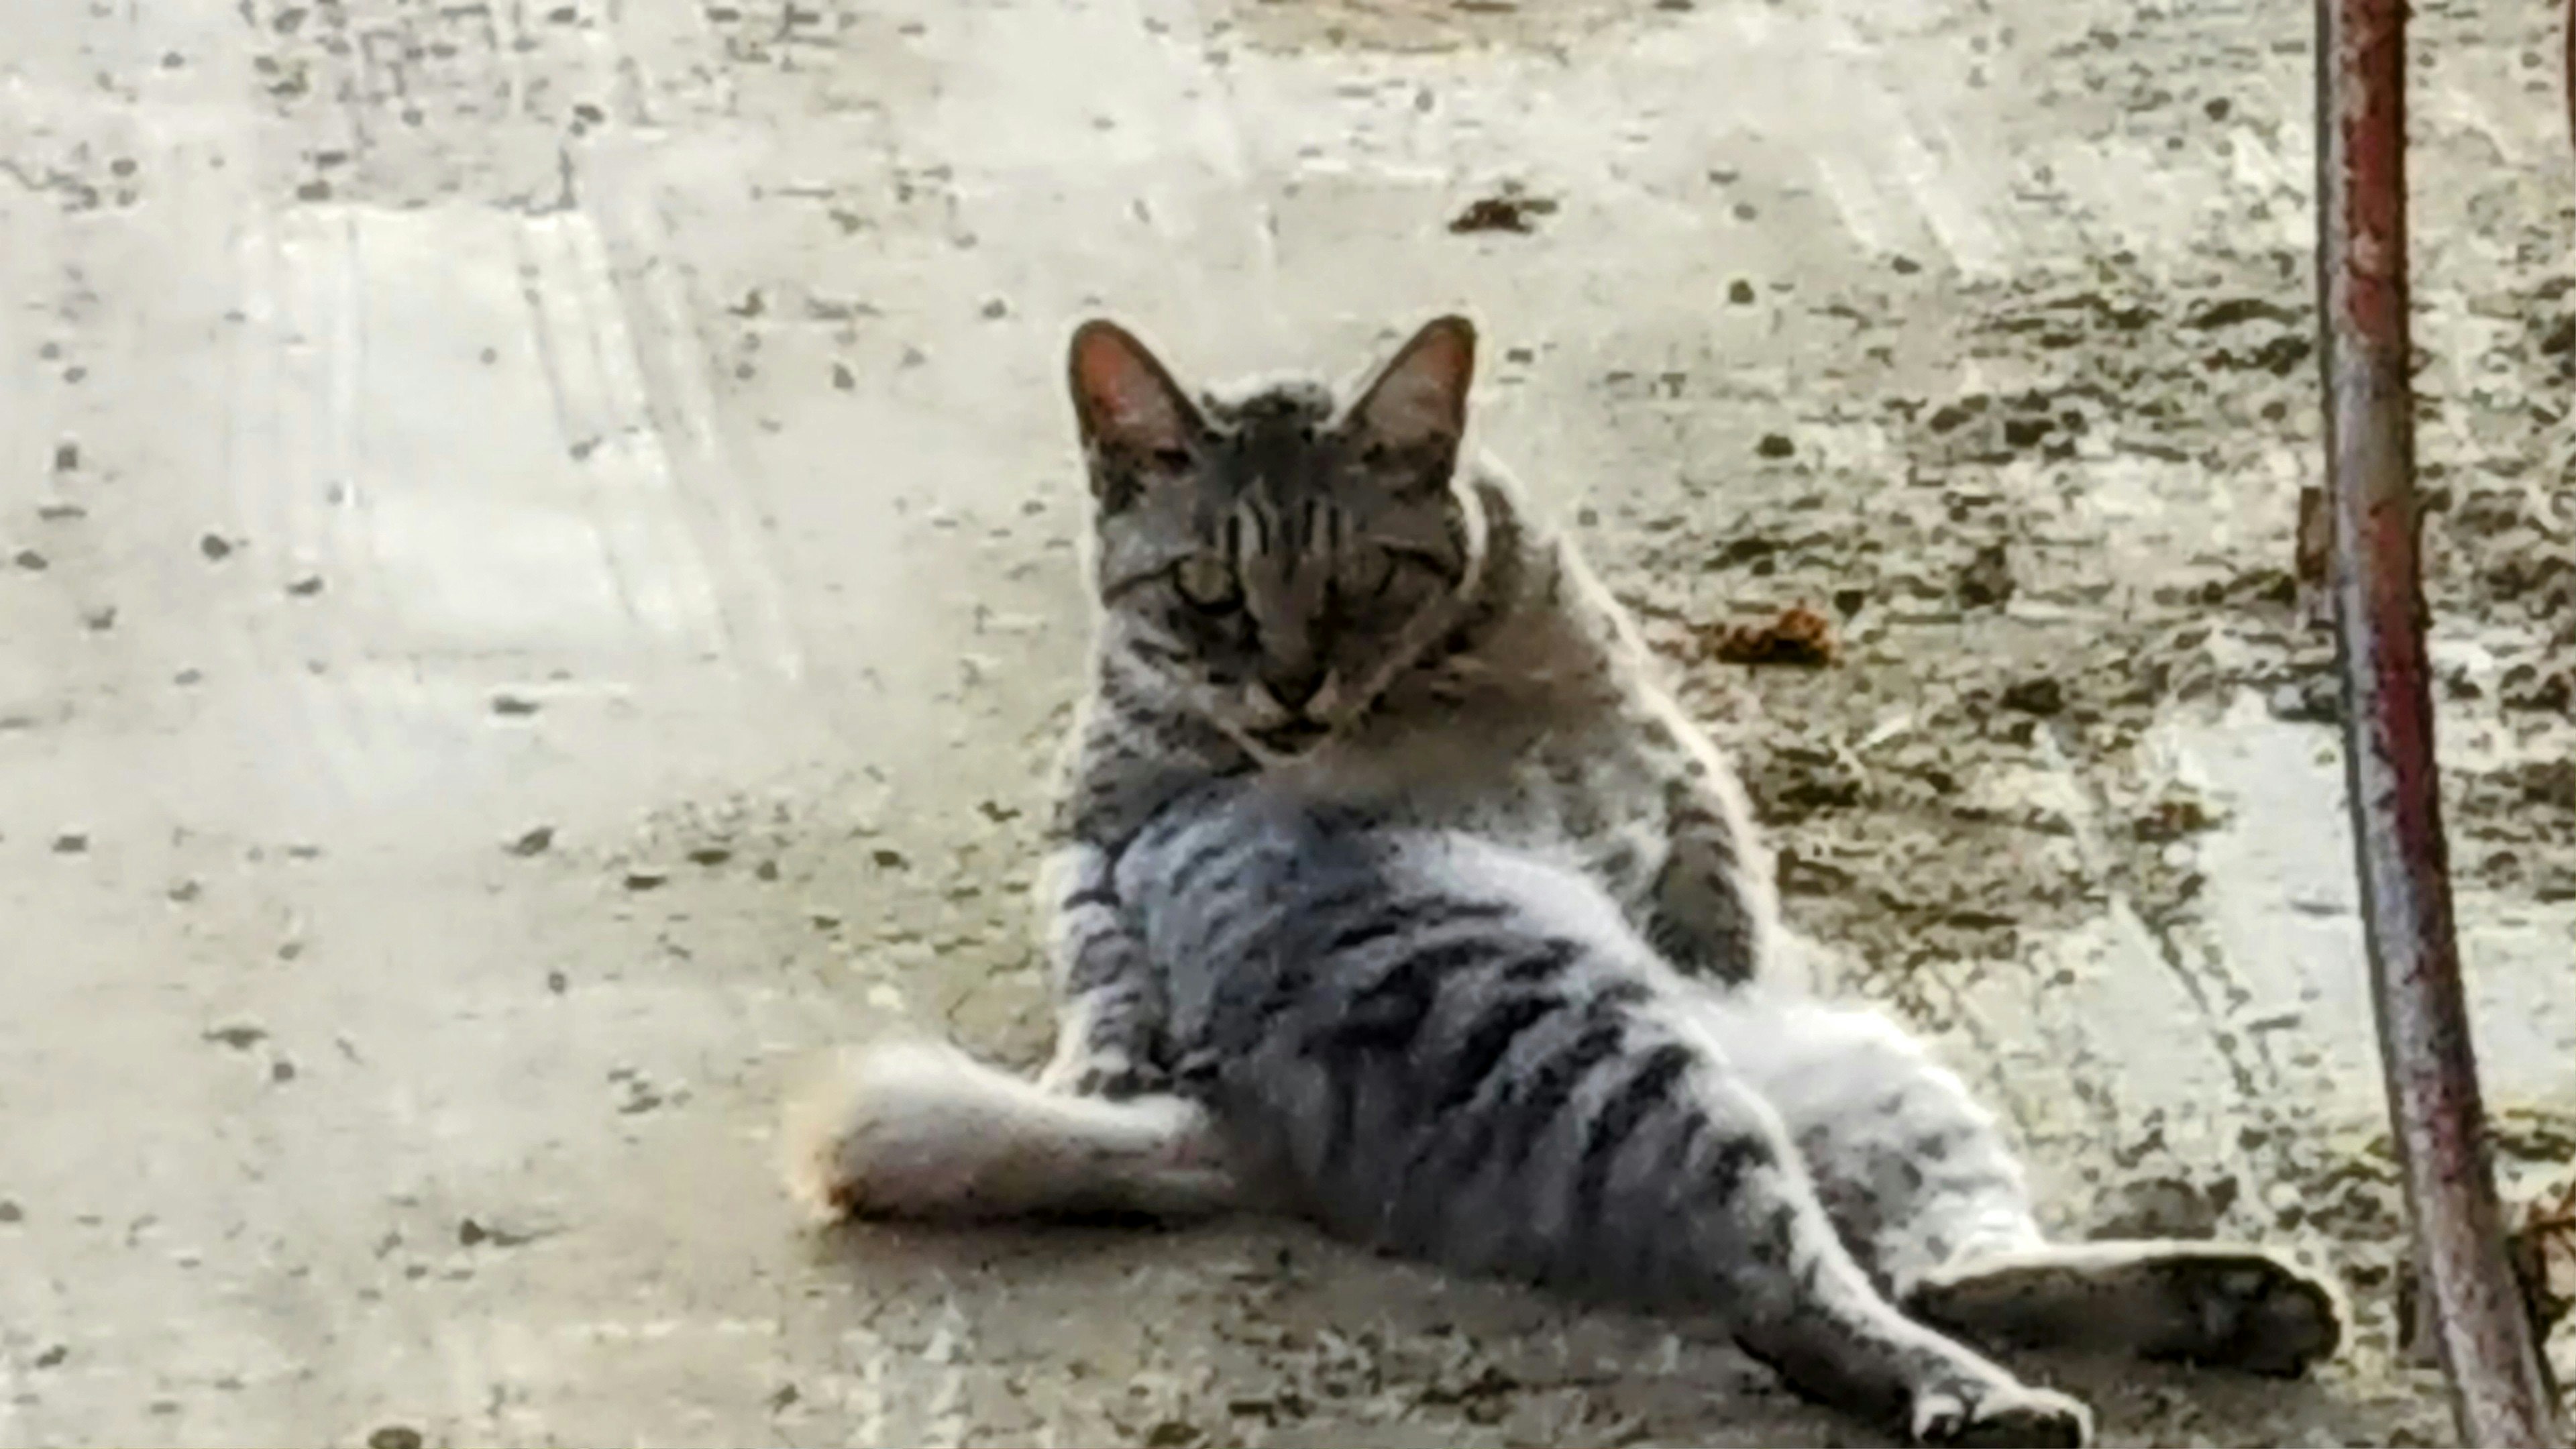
xmin=1179 ymin=378 xmax=1352 ymax=520
xmin=1196 ymin=377 xmax=1339 ymax=431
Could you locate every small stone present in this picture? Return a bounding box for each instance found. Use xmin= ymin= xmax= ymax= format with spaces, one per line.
xmin=270 ymin=1059 xmax=297 ymax=1083
xmin=686 ymin=845 xmax=732 ymax=867
xmin=34 ymin=1344 xmax=66 ymax=1369
xmin=1727 ymin=279 xmax=1756 ymax=305
xmin=50 ymin=833 xmax=88 ymax=855
xmin=203 ymin=1020 xmax=268 ymax=1051
xmin=1957 ymin=542 xmax=2014 ymax=607
xmin=2001 ymin=678 xmax=2065 ymax=716
xmin=83 ymin=606 xmax=117 ymax=631
xmin=0 ymin=1199 xmax=22 ymax=1223
xmin=490 ymin=693 xmax=540 ymax=716
xmin=12 ymin=549 xmax=47 ymax=572
xmin=368 ymin=1426 xmax=425 ymax=1449
xmin=53 ymin=442 xmax=78 ymax=472
xmin=1755 ymin=433 xmax=1794 ymax=459
xmin=979 ymin=297 xmax=1008 ymax=319
xmin=830 ymin=362 xmax=855 ymax=390
xmin=546 ymin=970 xmax=568 ymax=994
xmin=754 ymin=859 xmax=780 ymax=881
xmin=506 ymin=825 xmax=555 ymax=857
xmin=199 ymin=533 xmax=233 ymax=561
xmin=869 ymin=848 xmax=908 ymax=870
xmin=621 ymin=869 xmax=668 ymax=892
xmin=285 ymin=574 xmax=324 ymax=597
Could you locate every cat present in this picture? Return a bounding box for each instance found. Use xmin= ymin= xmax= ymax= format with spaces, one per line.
xmin=1035 ymin=315 xmax=1780 ymax=1103
xmin=782 ymin=317 xmax=2346 ymax=1444
xmin=787 ymin=778 xmax=2345 ymax=1447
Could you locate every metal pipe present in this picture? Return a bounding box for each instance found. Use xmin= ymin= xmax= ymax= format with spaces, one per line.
xmin=2316 ymin=0 xmax=2567 ymax=1442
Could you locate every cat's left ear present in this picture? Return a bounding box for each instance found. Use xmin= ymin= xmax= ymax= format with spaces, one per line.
xmin=1343 ymin=315 xmax=1476 ymax=480
xmin=1068 ymin=320 xmax=1203 ymax=467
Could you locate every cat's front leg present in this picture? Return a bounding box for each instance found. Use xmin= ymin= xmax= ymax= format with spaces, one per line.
xmin=1639 ymin=721 xmax=1778 ymax=986
xmin=1036 ymin=841 xmax=1171 ymax=1098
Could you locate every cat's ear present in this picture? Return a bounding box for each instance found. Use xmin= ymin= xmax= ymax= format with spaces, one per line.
xmin=1067 ymin=320 xmax=1203 ymax=487
xmin=1344 ymin=315 xmax=1476 ymax=478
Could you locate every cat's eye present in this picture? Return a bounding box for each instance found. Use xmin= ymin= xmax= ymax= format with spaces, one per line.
xmin=1173 ymin=555 xmax=1240 ymax=612
xmin=1345 ymin=549 xmax=1397 ymax=600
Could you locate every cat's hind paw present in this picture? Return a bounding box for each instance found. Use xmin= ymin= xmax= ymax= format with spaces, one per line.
xmin=1907 ymin=1240 xmax=2344 ymax=1378
xmin=1909 ymin=1379 xmax=2092 ymax=1449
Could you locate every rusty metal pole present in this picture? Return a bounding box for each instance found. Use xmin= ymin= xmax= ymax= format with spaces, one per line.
xmin=2316 ymin=0 xmax=2567 ymax=1443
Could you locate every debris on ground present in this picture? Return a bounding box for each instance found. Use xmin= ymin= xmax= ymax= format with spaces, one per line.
xmin=1447 ymin=184 xmax=1557 ymax=235
xmin=1701 ymin=604 xmax=1838 ymax=667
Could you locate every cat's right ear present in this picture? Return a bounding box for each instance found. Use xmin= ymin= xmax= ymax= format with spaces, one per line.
xmin=1068 ymin=320 xmax=1203 ymax=505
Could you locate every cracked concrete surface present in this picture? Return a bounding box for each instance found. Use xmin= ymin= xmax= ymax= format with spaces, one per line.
xmin=3 ymin=0 xmax=2572 ymax=1444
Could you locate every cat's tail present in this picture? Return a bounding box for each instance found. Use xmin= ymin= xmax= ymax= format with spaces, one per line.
xmin=781 ymin=1036 xmax=1241 ymax=1223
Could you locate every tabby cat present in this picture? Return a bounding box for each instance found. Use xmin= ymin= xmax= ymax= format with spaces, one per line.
xmin=1033 ymin=314 xmax=1774 ymax=1100
xmin=784 ymin=318 xmax=2347 ymax=1448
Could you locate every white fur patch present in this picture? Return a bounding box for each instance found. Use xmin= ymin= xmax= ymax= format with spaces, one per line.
xmin=780 ymin=1037 xmax=1239 ymax=1223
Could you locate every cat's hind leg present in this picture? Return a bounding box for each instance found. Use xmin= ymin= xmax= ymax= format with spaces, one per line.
xmin=782 ymin=1037 xmax=1239 ymax=1223
xmin=1703 ymin=993 xmax=2343 ymax=1377
xmin=1633 ymin=1061 xmax=2092 ymax=1448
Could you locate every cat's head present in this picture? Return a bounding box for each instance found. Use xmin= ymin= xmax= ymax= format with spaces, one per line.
xmin=1067 ymin=315 xmax=1487 ymax=761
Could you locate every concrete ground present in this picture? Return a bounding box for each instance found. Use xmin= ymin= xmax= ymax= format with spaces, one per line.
xmin=4 ymin=0 xmax=2573 ymax=1444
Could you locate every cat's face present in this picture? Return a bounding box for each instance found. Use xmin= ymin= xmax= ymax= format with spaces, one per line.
xmin=1069 ymin=317 xmax=1482 ymax=761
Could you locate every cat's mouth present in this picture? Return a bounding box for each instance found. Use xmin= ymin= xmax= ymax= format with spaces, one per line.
xmin=1246 ymin=718 xmax=1332 ymax=756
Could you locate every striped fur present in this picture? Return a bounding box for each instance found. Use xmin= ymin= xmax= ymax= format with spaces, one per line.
xmin=1128 ymin=786 xmax=2095 ymax=1445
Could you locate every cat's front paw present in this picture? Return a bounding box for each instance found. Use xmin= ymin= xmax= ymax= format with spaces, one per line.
xmin=1909 ymin=1379 xmax=2092 ymax=1449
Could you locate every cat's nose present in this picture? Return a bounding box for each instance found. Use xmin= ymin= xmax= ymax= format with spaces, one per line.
xmin=1265 ymin=665 xmax=1328 ymax=713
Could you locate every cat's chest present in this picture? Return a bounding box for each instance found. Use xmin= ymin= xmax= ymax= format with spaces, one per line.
xmin=1273 ymin=714 xmax=1673 ymax=900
